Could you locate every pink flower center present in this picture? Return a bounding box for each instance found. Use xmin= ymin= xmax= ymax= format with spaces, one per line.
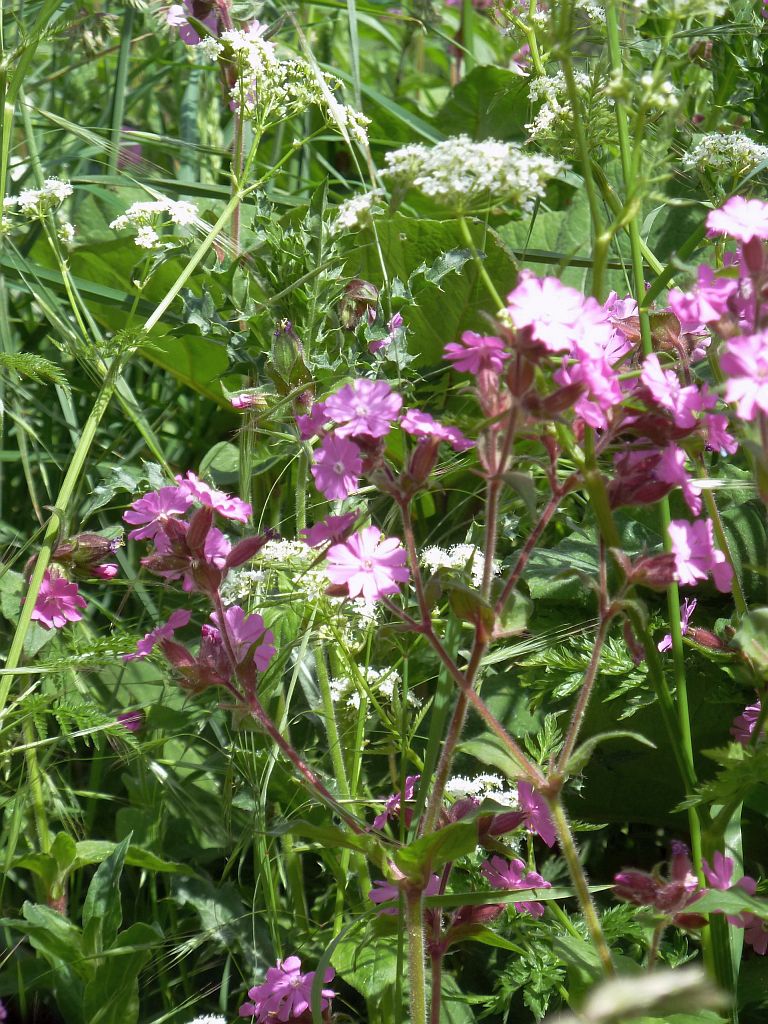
xmin=334 ymin=461 xmax=345 ymax=475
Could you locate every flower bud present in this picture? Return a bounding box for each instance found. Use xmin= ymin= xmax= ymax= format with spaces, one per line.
xmin=186 ymin=506 xmax=214 ymax=553
xmin=338 ymin=278 xmax=379 ymax=331
xmin=741 ymin=237 xmax=766 ymax=278
xmin=225 ymin=530 xmax=278 ymax=569
xmin=405 ymin=437 xmax=441 ymax=488
xmin=53 ymin=532 xmax=119 ymax=567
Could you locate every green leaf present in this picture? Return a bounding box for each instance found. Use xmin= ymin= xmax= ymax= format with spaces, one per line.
xmin=332 ymin=929 xmax=400 ymax=999
xmin=82 ymin=922 xmax=162 ymax=1024
xmin=434 ymin=65 xmax=530 ymax=141
xmin=73 ymin=840 xmax=191 ymax=874
xmin=733 ymin=607 xmax=768 ymax=678
xmin=566 ymin=730 xmax=656 ymax=776
xmin=0 ymin=351 xmax=69 ymax=388
xmin=2 ymin=902 xmax=87 ymax=975
xmin=502 ymin=471 xmax=537 ymax=518
xmin=689 ymin=888 xmax=768 ymax=920
xmin=82 ymin=834 xmax=131 ymax=955
xmin=458 ymin=733 xmax=522 ymax=778
xmin=394 ymin=820 xmax=479 ymax=880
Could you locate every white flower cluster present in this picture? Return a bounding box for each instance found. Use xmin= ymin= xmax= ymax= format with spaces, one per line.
xmin=526 ymin=71 xmax=592 ymax=139
xmin=445 ymin=773 xmax=519 ymax=807
xmin=185 ymin=1016 xmax=226 ymax=1024
xmin=220 ymin=537 xmax=379 ymax=646
xmin=218 ymin=25 xmax=369 ymax=142
xmin=381 ymin=135 xmax=563 ymax=212
xmin=639 ymin=73 xmax=678 ymax=111
xmin=684 ymin=132 xmax=768 ymax=176
xmin=421 ymin=544 xmax=500 ymax=588
xmin=330 ymin=666 xmax=419 ymax=711
xmin=3 ymin=177 xmax=73 ymax=218
xmin=575 ymin=0 xmax=605 ymax=20
xmin=109 ymin=196 xmax=198 ymax=249
xmin=332 ymin=189 xmax=385 ymax=233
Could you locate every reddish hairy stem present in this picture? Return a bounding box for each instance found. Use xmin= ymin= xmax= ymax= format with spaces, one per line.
xmin=556 ymin=613 xmax=613 ymax=772
xmin=429 ymin=949 xmax=443 ymax=1024
xmin=399 ymin=499 xmax=433 ymax=626
xmin=212 ymin=592 xmax=365 ymax=834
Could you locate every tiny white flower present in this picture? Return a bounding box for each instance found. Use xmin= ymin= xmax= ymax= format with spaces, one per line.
xmin=135 ymin=225 xmax=160 ymax=248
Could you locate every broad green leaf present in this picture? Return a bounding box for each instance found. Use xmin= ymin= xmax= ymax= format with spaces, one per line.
xmin=332 ymin=929 xmax=400 ymax=999
xmin=435 ymin=65 xmax=530 ymax=141
xmin=73 ymin=840 xmax=191 ymax=874
xmin=82 ymin=834 xmax=131 ymax=954
xmin=733 ymin=607 xmax=768 ymax=678
xmin=82 ymin=922 xmax=162 ymax=1024
xmin=394 ymin=820 xmax=479 ymax=879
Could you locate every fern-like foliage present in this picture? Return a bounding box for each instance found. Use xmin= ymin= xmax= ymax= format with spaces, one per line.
xmin=17 ymin=693 xmax=139 ymax=750
xmin=0 ymin=351 xmax=68 ymax=388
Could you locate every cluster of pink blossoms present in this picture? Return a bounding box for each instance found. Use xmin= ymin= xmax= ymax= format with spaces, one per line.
xmin=615 ymin=843 xmax=768 ymax=955
xmin=121 ymin=474 xmax=276 ymax=690
xmin=239 ymin=957 xmax=335 ymax=1022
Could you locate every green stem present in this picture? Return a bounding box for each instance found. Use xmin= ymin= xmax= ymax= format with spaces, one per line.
xmin=108 ymin=7 xmax=134 ymax=176
xmin=457 ymin=216 xmax=504 ymax=310
xmin=0 ymin=356 xmax=123 ymax=714
xmin=548 ymin=796 xmax=615 ymax=976
xmin=406 ymin=888 xmax=428 ymax=1024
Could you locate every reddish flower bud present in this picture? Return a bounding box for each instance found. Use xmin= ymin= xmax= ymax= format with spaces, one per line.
xmin=187 ymin=506 xmax=214 ymax=553
xmin=339 ymin=279 xmax=379 ymax=331
xmin=742 ymin=237 xmax=766 ymax=278
xmin=406 ymin=437 xmax=441 ymax=487
xmin=225 ymin=531 xmax=278 ymax=569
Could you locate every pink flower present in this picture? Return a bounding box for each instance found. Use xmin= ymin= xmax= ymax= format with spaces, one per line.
xmin=152 ymin=525 xmax=231 ymax=592
xmin=518 ymin=781 xmax=556 ymax=847
xmin=505 ymin=273 xmax=613 ymax=355
xmin=720 ymin=332 xmax=768 ymax=420
xmin=705 ymin=414 xmax=738 ymax=455
xmin=703 ymin=852 xmax=760 ymax=931
xmin=669 ymin=265 xmax=739 ymax=329
xmin=295 ymin=402 xmax=328 ymax=440
xmin=301 ymin=513 xmax=358 ymax=548
xmin=326 ymin=526 xmax=409 ymax=601
xmin=311 ymin=434 xmax=362 ymax=500
xmin=91 ymin=563 xmax=119 ymax=580
xmin=373 ymin=774 xmax=420 ymax=830
xmin=176 ymin=472 xmax=252 ymax=522
xmin=117 ymin=710 xmax=144 ymax=732
xmin=443 ymin=332 xmax=509 ymax=374
xmin=731 ymin=701 xmax=762 ymax=745
xmin=658 ymin=597 xmax=697 ymax=653
xmin=211 ymin=605 xmax=275 ymax=671
xmin=667 ymin=518 xmax=733 ymax=592
xmin=614 ymin=842 xmax=707 ymax=929
xmin=370 ymin=313 xmax=405 ymax=354
xmin=743 ymin=916 xmax=768 ymax=955
xmin=640 ymin=354 xmax=712 ymax=428
xmin=123 ymin=608 xmax=192 ymax=661
xmin=481 ymin=855 xmax=551 ymax=917
xmin=325 ymin=380 xmax=402 ymax=439
xmin=123 ymin=485 xmax=192 ymax=541
xmin=167 ymin=0 xmax=218 ymax=45
xmin=655 ymin=445 xmax=703 ymax=515
xmin=369 ymin=874 xmax=440 ymax=915
xmin=400 ymin=409 xmax=474 ymax=451
xmin=554 ymin=355 xmax=622 ymax=429
xmin=31 ymin=570 xmax=87 ymax=630
xmin=238 ymin=956 xmax=335 ymax=1022
xmin=707 ymin=196 xmax=768 ymax=243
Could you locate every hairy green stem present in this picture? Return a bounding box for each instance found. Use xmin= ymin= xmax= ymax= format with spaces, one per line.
xmin=457 ymin=216 xmax=504 ymax=311
xmin=406 ymin=888 xmax=428 ymax=1024
xmin=548 ymin=796 xmax=615 ymax=976
xmin=557 ymin=615 xmax=612 ymax=771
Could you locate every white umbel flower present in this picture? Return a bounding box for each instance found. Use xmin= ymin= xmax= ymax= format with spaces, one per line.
xmin=684 ymin=132 xmax=768 ymax=175
xmin=382 ymin=135 xmax=564 ymax=212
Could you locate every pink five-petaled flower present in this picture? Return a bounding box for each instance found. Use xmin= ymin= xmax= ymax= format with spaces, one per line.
xmin=706 ymin=196 xmax=768 ymax=244
xmin=123 ymin=608 xmax=192 ymax=661
xmin=369 ymin=874 xmax=441 ymax=915
xmin=176 ymin=472 xmax=252 ymax=522
xmin=211 ymin=605 xmax=275 ymax=671
xmin=238 ymin=956 xmax=335 ymax=1022
xmin=481 ymin=856 xmax=552 ymax=918
xmin=667 ymin=518 xmax=733 ymax=593
xmin=326 ymin=526 xmax=409 ymax=601
xmin=658 ymin=597 xmax=697 ymax=653
xmin=166 ymin=0 xmax=218 ymax=45
xmin=518 ymin=781 xmax=556 ymax=847
xmin=720 ymin=332 xmax=768 ymax=421
xmin=152 ymin=525 xmax=231 ymax=593
xmin=123 ymin=485 xmax=192 ymax=541
xmin=705 ymin=413 xmax=738 ymax=456
xmin=505 ymin=273 xmax=596 ymax=354
xmin=655 ymin=445 xmax=703 ymax=515
xmin=301 ymin=513 xmax=358 ymax=548
xmin=373 ymin=774 xmax=420 ymax=830
xmin=311 ymin=434 xmax=362 ymax=500
xmin=31 ymin=570 xmax=87 ymax=630
xmin=702 ymin=852 xmax=767 ymax=952
xmin=731 ymin=701 xmax=763 ymax=745
xmin=400 ymin=409 xmax=474 ymax=452
xmin=640 ymin=354 xmax=713 ymax=429
xmin=295 ymin=401 xmax=328 ymax=440
xmin=613 ymin=841 xmax=707 ymax=929
xmin=324 ymin=379 xmax=402 ymax=440
xmin=443 ymin=332 xmax=509 ymax=374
